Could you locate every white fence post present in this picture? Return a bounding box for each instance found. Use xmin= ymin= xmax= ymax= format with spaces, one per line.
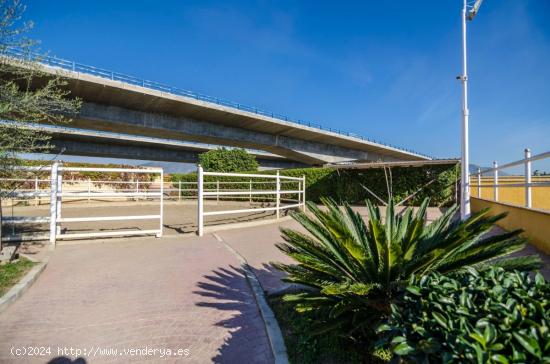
xmin=477 ymin=167 xmax=481 ymax=198
xmin=197 ymin=165 xmax=204 ymax=236
xmin=56 ymin=163 xmax=63 ymax=237
xmin=157 ymin=170 xmax=164 ymax=237
xmin=34 ymin=177 xmax=39 ymax=206
xmin=525 ymin=148 xmax=532 ymax=208
xmin=136 ymin=180 xmax=139 ymax=201
xmin=178 ymin=181 xmax=181 ymax=202
xmin=216 ymin=180 xmax=220 ymax=204
xmin=249 ymin=179 xmax=252 ymax=203
xmin=49 ymin=162 xmax=59 ymax=244
xmin=493 ymin=161 xmax=499 ymax=202
xmin=87 ymin=178 xmax=91 ymax=203
xmin=276 ymin=171 xmax=280 ymax=219
xmin=302 ymin=175 xmax=306 ymax=211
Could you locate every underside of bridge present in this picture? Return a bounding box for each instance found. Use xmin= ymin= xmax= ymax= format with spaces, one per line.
xmin=4 ymin=57 xmax=431 ymax=166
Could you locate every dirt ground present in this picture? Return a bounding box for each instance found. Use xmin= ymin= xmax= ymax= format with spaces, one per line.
xmin=2 ymin=199 xmax=295 ymax=239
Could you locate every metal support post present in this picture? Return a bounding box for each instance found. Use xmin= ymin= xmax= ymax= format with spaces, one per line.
xmin=34 ymin=177 xmax=39 ymax=206
xmin=49 ymin=162 xmax=59 ymax=244
xmin=157 ymin=170 xmax=164 ymax=237
xmin=477 ymin=167 xmax=481 ymax=198
xmin=276 ymin=171 xmax=280 ymax=219
xmin=302 ymin=175 xmax=306 ymax=211
xmin=493 ymin=161 xmax=499 ymax=202
xmin=525 ymin=148 xmax=532 ymax=208
xmin=56 ymin=163 xmax=63 ymax=236
xmin=197 ymin=165 xmax=204 ymax=236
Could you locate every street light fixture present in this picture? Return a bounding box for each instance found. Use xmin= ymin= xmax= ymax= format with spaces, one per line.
xmin=459 ymin=0 xmax=483 ymax=220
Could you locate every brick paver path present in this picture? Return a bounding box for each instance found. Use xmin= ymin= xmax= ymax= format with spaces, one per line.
xmin=0 ymin=236 xmax=273 ymax=363
xmin=2 ymin=206 xmax=548 ymax=363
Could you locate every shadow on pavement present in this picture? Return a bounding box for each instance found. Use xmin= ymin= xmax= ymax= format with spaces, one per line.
xmin=48 ymin=357 xmax=87 ymax=364
xmin=194 ymin=266 xmax=274 ymax=364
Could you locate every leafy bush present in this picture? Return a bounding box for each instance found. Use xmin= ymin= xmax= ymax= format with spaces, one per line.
xmin=378 ymin=267 xmax=550 ymax=363
xmin=198 ymin=148 xmax=258 ymax=172
xmin=274 ymin=198 xmax=541 ymax=341
xmin=172 ymin=163 xmax=459 ymax=207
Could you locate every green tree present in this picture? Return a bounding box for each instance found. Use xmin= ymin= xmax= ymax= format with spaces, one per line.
xmin=274 ymin=197 xmax=541 ymax=342
xmin=198 ymin=147 xmax=259 ymax=172
xmin=0 ymin=0 xmax=81 ymax=251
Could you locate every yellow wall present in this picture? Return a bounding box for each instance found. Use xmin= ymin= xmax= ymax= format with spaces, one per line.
xmin=471 ymin=197 xmax=550 ymax=255
xmin=470 ymin=176 xmax=550 ymax=210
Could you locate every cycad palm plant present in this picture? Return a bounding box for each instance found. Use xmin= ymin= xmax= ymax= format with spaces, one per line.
xmin=274 ymin=198 xmax=541 ymax=339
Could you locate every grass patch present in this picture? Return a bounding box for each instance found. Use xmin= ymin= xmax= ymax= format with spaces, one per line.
xmin=0 ymin=257 xmax=36 ymax=297
xmin=268 ymin=295 xmax=390 ymax=364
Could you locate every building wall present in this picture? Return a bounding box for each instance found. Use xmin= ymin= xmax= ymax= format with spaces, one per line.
xmin=470 ymin=176 xmax=550 ymax=210
xmin=471 ymin=197 xmax=550 ymax=255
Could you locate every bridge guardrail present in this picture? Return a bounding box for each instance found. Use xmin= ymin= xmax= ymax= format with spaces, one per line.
xmin=1 ymin=47 xmax=430 ymax=159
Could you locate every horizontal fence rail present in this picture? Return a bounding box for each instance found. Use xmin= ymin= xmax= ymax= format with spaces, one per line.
xmin=197 ymin=166 xmax=306 ymax=236
xmin=470 ymin=148 xmax=549 ymax=209
xmin=1 ymin=47 xmax=430 ymax=159
xmin=1 ymin=163 xmax=164 ymax=243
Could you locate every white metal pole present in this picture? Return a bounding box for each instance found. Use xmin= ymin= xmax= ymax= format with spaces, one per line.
xmin=249 ymin=179 xmax=252 ymax=203
xmin=34 ymin=177 xmax=39 ymax=206
xmin=87 ymin=178 xmax=91 ymax=203
xmin=460 ymin=0 xmax=471 ymax=220
xmin=197 ymin=165 xmax=204 ymax=236
xmin=56 ymin=163 xmax=63 ymax=236
xmin=216 ymin=180 xmax=220 ymax=204
xmin=525 ymin=148 xmax=532 ymax=208
xmin=158 ymin=170 xmax=164 ymax=237
xmin=302 ymin=175 xmax=306 ymax=212
xmin=493 ymin=161 xmax=499 ymax=202
xmin=136 ymin=180 xmax=139 ymax=201
xmin=276 ymin=171 xmax=280 ymax=219
xmin=178 ymin=181 xmax=181 ymax=202
xmin=477 ymin=167 xmax=481 ymax=198
xmin=49 ymin=162 xmax=58 ymax=244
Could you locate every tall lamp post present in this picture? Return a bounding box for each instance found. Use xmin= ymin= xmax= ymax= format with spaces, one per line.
xmin=459 ymin=0 xmax=483 ymax=220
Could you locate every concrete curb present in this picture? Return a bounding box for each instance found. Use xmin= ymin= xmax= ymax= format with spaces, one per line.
xmin=212 ymin=233 xmax=289 ymax=364
xmin=0 ymin=260 xmax=48 ymax=314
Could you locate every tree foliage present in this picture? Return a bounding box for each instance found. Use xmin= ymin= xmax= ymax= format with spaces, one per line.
xmin=274 ymin=198 xmax=541 ymax=341
xmin=0 ymin=0 xmax=81 ymax=251
xmin=0 ymin=0 xmax=81 ymax=178
xmin=198 ymin=148 xmax=258 ymax=172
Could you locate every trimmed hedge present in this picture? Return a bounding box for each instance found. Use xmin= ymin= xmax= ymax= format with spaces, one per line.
xmin=171 ymin=163 xmax=459 ymax=206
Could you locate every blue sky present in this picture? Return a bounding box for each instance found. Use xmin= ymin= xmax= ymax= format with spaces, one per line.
xmin=25 ymin=0 xmax=550 ymax=171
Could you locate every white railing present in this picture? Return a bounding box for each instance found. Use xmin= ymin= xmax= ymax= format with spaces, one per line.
xmin=1 ymin=178 xmax=303 ymax=205
xmin=471 ymin=148 xmax=550 ymax=208
xmin=196 ymin=166 xmax=306 ymax=236
xmin=1 ymin=163 xmax=164 ymax=243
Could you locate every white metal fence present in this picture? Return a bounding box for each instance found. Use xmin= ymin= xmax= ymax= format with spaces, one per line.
xmin=197 ymin=166 xmax=306 ymax=236
xmin=1 ymin=163 xmax=164 ymax=243
xmin=471 ymin=148 xmax=550 ymax=208
xmin=2 ymin=178 xmax=301 ymax=204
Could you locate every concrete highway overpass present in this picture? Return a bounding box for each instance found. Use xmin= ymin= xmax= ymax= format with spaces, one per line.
xmin=4 ymin=122 xmax=305 ymax=169
xmin=4 ymin=50 xmax=431 ymax=166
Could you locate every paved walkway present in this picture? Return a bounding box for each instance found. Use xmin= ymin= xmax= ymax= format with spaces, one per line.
xmin=0 ymin=236 xmax=273 ymax=363
xmin=1 ymin=206 xmax=548 ymax=363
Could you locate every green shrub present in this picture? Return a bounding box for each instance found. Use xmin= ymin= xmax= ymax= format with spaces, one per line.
xmin=274 ymin=198 xmax=541 ymax=342
xmin=172 ymin=163 xmax=459 ymax=207
xmin=378 ymin=267 xmax=550 ymax=363
xmin=198 ymin=148 xmax=259 ymax=172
